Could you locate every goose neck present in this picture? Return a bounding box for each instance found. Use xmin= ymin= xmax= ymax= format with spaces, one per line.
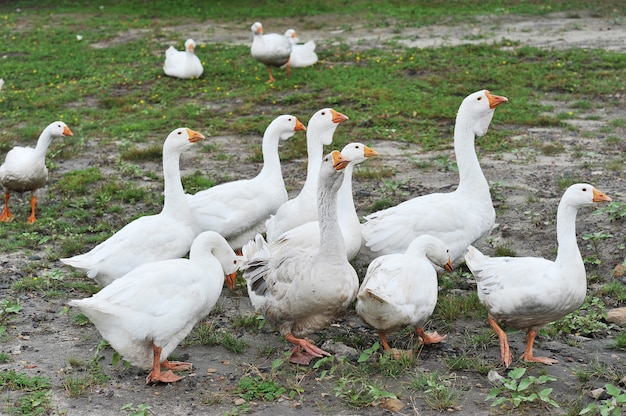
xmin=554 ymin=202 xmax=583 ymax=266
xmin=454 ymin=120 xmax=488 ymax=192
xmin=317 ymin=176 xmax=346 ymax=257
xmin=161 ymin=149 xmax=188 ymax=214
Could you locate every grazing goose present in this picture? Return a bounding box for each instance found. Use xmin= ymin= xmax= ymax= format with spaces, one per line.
xmin=163 ymin=39 xmax=204 ymax=79
xmin=68 ymin=231 xmax=239 ymax=384
xmin=268 ymin=142 xmax=378 ymax=261
xmin=186 ymin=115 xmax=305 ymax=262
xmin=0 ymin=121 xmax=73 ymax=224
xmin=465 ymin=183 xmax=611 ymax=367
xmin=284 ymin=29 xmax=318 ymax=68
xmin=0 ymin=78 xmax=4 ymax=95
xmin=356 ymin=235 xmax=453 ymax=356
xmin=61 ymin=128 xmax=204 ymax=286
xmin=361 ymin=89 xmax=508 ymax=267
xmin=250 ymin=22 xmax=292 ymax=83
xmin=265 ymin=108 xmax=348 ymax=242
xmin=241 ymin=150 xmax=359 ymax=365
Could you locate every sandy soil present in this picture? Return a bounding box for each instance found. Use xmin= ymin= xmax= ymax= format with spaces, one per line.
xmin=1 ymin=10 xmax=626 ymax=416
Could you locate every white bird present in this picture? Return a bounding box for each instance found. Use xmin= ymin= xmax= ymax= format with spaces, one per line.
xmin=61 ymin=128 xmax=204 ymax=286
xmin=241 ymin=150 xmax=359 ymax=365
xmin=356 ymin=235 xmax=453 ymax=356
xmin=464 ymin=183 xmax=611 ymax=367
xmin=186 ymin=115 xmax=306 ymax=262
xmin=163 ymin=39 xmax=203 ymax=79
xmin=265 ymin=108 xmax=349 ymax=242
xmin=68 ymin=231 xmax=239 ymax=384
xmin=268 ymin=142 xmax=378 ymax=261
xmin=284 ymin=29 xmax=318 ymax=68
xmin=250 ymin=22 xmax=292 ymax=83
xmin=0 ymin=79 xmax=4 ymax=95
xmin=361 ymin=89 xmax=508 ymax=267
xmin=0 ymin=121 xmax=73 ymax=224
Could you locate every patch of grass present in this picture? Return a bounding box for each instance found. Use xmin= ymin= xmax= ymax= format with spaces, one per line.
xmin=120 ymin=145 xmax=162 ymax=161
xmin=494 ymin=244 xmax=516 ymax=257
xmin=486 ymin=367 xmax=560 ymax=411
xmin=408 ymin=369 xmax=460 ymax=411
xmin=181 ymin=322 xmax=249 ymax=353
xmin=181 ymin=171 xmax=217 ymax=195
xmin=434 ymin=291 xmax=485 ymax=323
xmin=548 ymin=297 xmax=611 ymax=338
xmin=235 ymin=375 xmax=286 ymax=402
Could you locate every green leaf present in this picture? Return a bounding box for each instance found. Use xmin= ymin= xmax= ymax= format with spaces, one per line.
xmin=517 ymin=377 xmax=533 ymax=391
xmin=606 ymin=383 xmax=621 ymax=397
xmin=491 ymin=397 xmax=506 ymax=407
xmin=508 ymin=367 xmax=526 ymax=380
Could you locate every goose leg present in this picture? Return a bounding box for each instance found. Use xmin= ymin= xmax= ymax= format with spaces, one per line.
xmin=26 ymin=195 xmax=37 ymax=224
xmin=0 ymin=192 xmax=14 ymax=222
xmin=378 ymin=331 xmax=392 ymax=352
xmin=146 ymin=344 xmax=184 ymax=384
xmin=284 ymin=333 xmax=330 ymax=365
xmin=265 ymin=66 xmax=276 ymax=83
xmin=416 ymin=327 xmax=447 ymax=345
xmin=488 ymin=314 xmax=513 ymax=367
xmin=161 ymin=359 xmax=193 ymax=372
xmin=521 ymin=328 xmax=558 ymax=365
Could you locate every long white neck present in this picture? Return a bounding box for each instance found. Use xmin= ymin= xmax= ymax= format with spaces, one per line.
xmin=258 ymin=128 xmax=284 ymax=184
xmin=299 ymin=130 xmax=326 ymax=196
xmin=317 ymin=174 xmax=345 ymax=258
xmin=454 ymin=114 xmax=489 ymax=193
xmin=161 ymin=147 xmax=189 ymax=216
xmin=34 ymin=127 xmax=55 ymax=158
xmin=554 ymin=202 xmax=584 ymax=271
xmin=336 ymin=164 xmax=356 ymax=223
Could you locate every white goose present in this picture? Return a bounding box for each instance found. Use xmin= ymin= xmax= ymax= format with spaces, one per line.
xmin=241 ymin=150 xmax=359 ymax=365
xmin=465 ymin=183 xmax=611 ymax=367
xmin=0 ymin=79 xmax=4 ymax=95
xmin=68 ymin=231 xmax=239 ymax=384
xmin=265 ymin=108 xmax=349 ymax=242
xmin=361 ymin=90 xmax=508 ymax=266
xmin=284 ymin=29 xmax=318 ymax=68
xmin=0 ymin=121 xmax=73 ymax=224
xmin=356 ymin=235 xmax=453 ymax=356
xmin=163 ymin=39 xmax=204 ymax=79
xmin=186 ymin=115 xmax=305 ymax=259
xmin=250 ymin=22 xmax=292 ymax=83
xmin=61 ymin=128 xmax=204 ymax=286
xmin=268 ymin=142 xmax=378 ymax=261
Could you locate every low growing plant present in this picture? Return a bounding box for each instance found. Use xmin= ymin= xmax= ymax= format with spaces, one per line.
xmin=486 ymin=367 xmax=559 ymax=410
xmin=579 ymin=383 xmax=626 ymax=416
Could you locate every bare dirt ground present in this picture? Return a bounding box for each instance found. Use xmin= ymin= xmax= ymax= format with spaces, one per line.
xmin=2 ymin=11 xmax=626 ymax=416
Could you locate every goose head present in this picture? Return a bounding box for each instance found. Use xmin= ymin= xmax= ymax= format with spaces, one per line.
xmin=270 ymin=114 xmax=306 ymax=141
xmin=163 ymin=127 xmax=205 ymax=153
xmin=340 ymin=142 xmax=378 ymax=166
xmin=459 ymin=89 xmax=508 ymax=137
xmin=308 ymin=108 xmax=349 ymax=145
xmin=562 ymin=183 xmax=611 ymax=208
xmin=284 ymin=29 xmax=299 ymax=43
xmin=409 ymin=235 xmax=453 ymax=272
xmin=184 ymin=39 xmax=196 ymax=54
xmin=251 ymin=22 xmax=263 ymax=35
xmin=46 ymin=121 xmax=74 ymax=138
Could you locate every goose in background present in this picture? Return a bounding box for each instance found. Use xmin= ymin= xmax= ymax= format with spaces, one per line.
xmin=265 ymin=108 xmax=348 ymax=242
xmin=465 ymin=183 xmax=611 ymax=367
xmin=0 ymin=121 xmax=73 ymax=224
xmin=163 ymin=39 xmax=203 ymax=79
xmin=61 ymin=128 xmax=204 ymax=286
xmin=251 ymin=22 xmax=291 ymax=83
xmin=68 ymin=231 xmax=239 ymax=384
xmin=361 ymin=89 xmax=508 ymax=267
xmin=241 ymin=151 xmax=359 ymax=365
xmin=356 ymin=235 xmax=452 ymax=357
xmin=284 ymin=29 xmax=318 ymax=68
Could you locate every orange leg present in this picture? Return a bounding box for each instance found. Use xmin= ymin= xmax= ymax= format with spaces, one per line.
xmin=521 ymin=328 xmax=558 ymax=365
xmin=26 ymin=195 xmax=37 ymax=224
xmin=0 ymin=192 xmax=14 ymax=222
xmin=161 ymin=359 xmax=192 ymax=372
xmin=378 ymin=331 xmax=392 ymax=352
xmin=488 ymin=314 xmax=513 ymax=367
xmin=145 ymin=344 xmax=184 ymax=384
xmin=284 ymin=333 xmax=330 ymax=365
xmin=416 ymin=327 xmax=447 ymax=345
xmin=265 ymin=66 xmax=276 ymax=83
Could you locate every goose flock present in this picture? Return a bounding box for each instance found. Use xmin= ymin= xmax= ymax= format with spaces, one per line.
xmin=0 ymin=20 xmax=615 ymax=385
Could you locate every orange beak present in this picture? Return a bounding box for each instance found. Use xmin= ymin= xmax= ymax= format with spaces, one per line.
xmin=485 ymin=91 xmax=508 ymax=109
xmin=330 ymin=109 xmax=349 ymax=124
xmin=443 ymin=259 xmax=453 ymax=273
xmin=226 ymin=271 xmax=237 ymax=290
xmin=294 ymin=117 xmax=306 ymax=132
xmin=63 ymin=126 xmax=74 ymax=136
xmin=363 ymin=145 xmax=378 ymax=158
xmin=592 ymin=188 xmax=612 ymax=202
xmin=186 ymin=128 xmax=205 ymax=143
xmin=331 ymin=150 xmax=350 ymax=170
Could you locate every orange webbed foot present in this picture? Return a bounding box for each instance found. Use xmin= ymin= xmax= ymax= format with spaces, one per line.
xmin=416 ymin=328 xmax=447 ymax=345
xmin=146 ymin=369 xmax=184 ymax=384
xmin=161 ymin=360 xmax=192 ymax=372
xmin=285 ymin=333 xmax=330 ymax=365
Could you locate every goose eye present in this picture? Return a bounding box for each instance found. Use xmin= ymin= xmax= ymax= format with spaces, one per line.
xmin=177 ymin=131 xmax=182 ymax=135
xmin=321 ymin=111 xmax=326 ymax=116
xmin=582 ymin=187 xmax=587 ymax=192
xmin=477 ymin=96 xmax=482 ymax=101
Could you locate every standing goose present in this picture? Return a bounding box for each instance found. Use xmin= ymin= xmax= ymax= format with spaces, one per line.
xmin=61 ymin=128 xmax=204 ymax=286
xmin=265 ymin=108 xmax=348 ymax=242
xmin=284 ymin=29 xmax=318 ymax=68
xmin=250 ymin=22 xmax=292 ymax=83
xmin=268 ymin=142 xmax=378 ymax=261
xmin=240 ymin=150 xmax=359 ymax=365
xmin=68 ymin=231 xmax=239 ymax=384
xmin=465 ymin=183 xmax=611 ymax=367
xmin=186 ymin=115 xmax=305 ymax=263
xmin=356 ymin=235 xmax=453 ymax=356
xmin=361 ymin=90 xmax=508 ymax=266
xmin=0 ymin=121 xmax=73 ymax=224
xmin=163 ymin=38 xmax=204 ymax=79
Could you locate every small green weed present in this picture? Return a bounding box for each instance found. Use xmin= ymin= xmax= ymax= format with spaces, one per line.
xmin=549 ymin=297 xmax=610 ymax=337
xmin=235 ymin=375 xmax=286 ymax=402
xmin=486 ymin=367 xmax=559 ymax=410
xmin=579 ymin=384 xmax=626 ymax=416
xmin=596 ymin=201 xmax=626 ymax=222
xmin=120 ymin=403 xmax=153 ymax=416
xmin=333 ymin=374 xmax=397 ymax=408
xmin=409 ymin=369 xmax=460 ymax=411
